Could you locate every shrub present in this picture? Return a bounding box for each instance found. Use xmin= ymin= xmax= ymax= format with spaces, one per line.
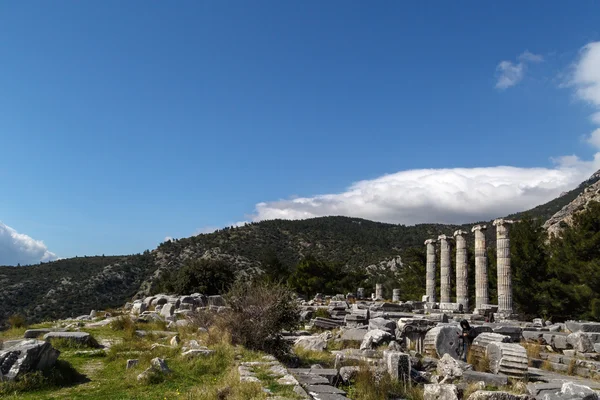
xmin=216 ymin=280 xmax=300 ymax=357
xmin=314 ymin=308 xmax=331 ymax=319
xmin=8 ymin=314 xmax=27 ymax=328
xmin=110 ymin=315 xmax=137 ymax=339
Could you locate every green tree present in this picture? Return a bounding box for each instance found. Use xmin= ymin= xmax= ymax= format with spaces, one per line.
xmin=396 ymin=247 xmax=426 ymax=301
xmin=287 ymin=255 xmax=340 ymax=298
xmin=545 ymin=201 xmax=600 ymax=320
xmin=171 ymin=259 xmax=236 ymax=295
xmin=511 ymin=215 xmax=549 ymax=318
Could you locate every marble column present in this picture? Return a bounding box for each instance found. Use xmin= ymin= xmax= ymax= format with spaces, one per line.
xmin=472 ymin=225 xmax=489 ymax=310
xmin=494 ymin=219 xmax=514 ymax=314
xmin=425 ymin=239 xmax=437 ymax=302
xmin=375 ymin=283 xmax=383 ymax=300
xmin=453 ymin=229 xmax=469 ymax=311
xmin=438 ymin=234 xmax=453 ymax=304
xmin=357 ymin=288 xmax=364 ymax=299
xmin=393 ymin=289 xmax=401 ymax=302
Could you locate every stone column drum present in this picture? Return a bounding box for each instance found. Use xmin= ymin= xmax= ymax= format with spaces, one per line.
xmin=438 ymin=235 xmax=453 ymax=304
xmin=375 ymin=283 xmax=383 ymax=300
xmin=357 ymin=288 xmax=364 ymax=299
xmin=494 ymin=219 xmax=514 ymax=314
xmin=472 ymin=225 xmax=489 ymax=310
xmin=392 ymin=289 xmax=401 ymax=302
xmin=425 ymin=239 xmax=437 ymax=302
xmin=453 ymin=230 xmax=468 ymax=311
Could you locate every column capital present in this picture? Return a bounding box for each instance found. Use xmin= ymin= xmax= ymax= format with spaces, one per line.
xmin=471 ymin=224 xmax=487 ymax=232
xmin=453 ymin=229 xmax=468 ymax=237
xmin=493 ymin=218 xmax=514 ymax=227
xmin=437 ymin=234 xmax=453 ymax=242
xmin=424 ymin=239 xmax=437 ymax=245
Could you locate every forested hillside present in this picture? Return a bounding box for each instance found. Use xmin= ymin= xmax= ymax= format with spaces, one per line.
xmin=2 ymin=170 xmax=598 ymax=326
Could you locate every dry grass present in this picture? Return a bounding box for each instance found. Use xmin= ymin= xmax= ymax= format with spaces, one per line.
xmin=344 ymin=366 xmax=423 ymax=400
xmin=567 ymin=358 xmax=577 ymax=376
xmin=467 ymin=349 xmax=491 ymax=373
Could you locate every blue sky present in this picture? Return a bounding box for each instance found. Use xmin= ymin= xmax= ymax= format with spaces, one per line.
xmin=2 ymin=1 xmax=600 ymax=265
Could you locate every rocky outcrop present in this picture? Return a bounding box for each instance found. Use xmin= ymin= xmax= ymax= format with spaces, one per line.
xmin=544 ymin=173 xmax=600 ymax=236
xmin=0 ymin=339 xmax=60 ymax=381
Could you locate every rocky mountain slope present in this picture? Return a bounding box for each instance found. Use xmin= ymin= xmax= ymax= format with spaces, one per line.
xmin=543 ymin=170 xmax=600 ymax=236
xmin=2 ymin=169 xmax=599 ymax=326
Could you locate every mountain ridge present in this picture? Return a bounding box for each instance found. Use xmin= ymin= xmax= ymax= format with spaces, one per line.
xmin=1 ymin=169 xmax=599 ymax=326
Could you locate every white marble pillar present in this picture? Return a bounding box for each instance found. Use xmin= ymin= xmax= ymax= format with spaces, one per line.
xmin=425 ymin=239 xmax=437 ymax=302
xmin=472 ymin=225 xmax=489 ymax=310
xmin=453 ymin=229 xmax=469 ymax=311
xmin=438 ymin=234 xmax=453 ymax=304
xmin=494 ymin=219 xmax=514 ymax=314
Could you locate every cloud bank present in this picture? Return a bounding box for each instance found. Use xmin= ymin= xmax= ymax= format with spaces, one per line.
xmin=0 ymin=222 xmax=58 ymax=266
xmin=495 ymin=50 xmax=544 ymax=89
xmin=572 ymin=42 xmax=600 ymax=147
xmin=248 ymin=44 xmax=600 ymax=226
xmin=249 ymin=160 xmax=600 ymax=225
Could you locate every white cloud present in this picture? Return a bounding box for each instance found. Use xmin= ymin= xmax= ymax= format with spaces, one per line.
xmin=573 ymin=42 xmax=600 ymax=108
xmin=571 ymin=42 xmax=600 ymax=148
xmin=495 ymin=50 xmax=543 ymax=89
xmin=248 ymin=157 xmax=600 ymax=226
xmin=587 ymin=128 xmax=600 ymax=149
xmin=0 ymin=222 xmax=58 ymax=266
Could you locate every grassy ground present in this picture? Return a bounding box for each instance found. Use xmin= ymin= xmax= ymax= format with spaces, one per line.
xmin=0 ymin=320 xmax=274 ymax=400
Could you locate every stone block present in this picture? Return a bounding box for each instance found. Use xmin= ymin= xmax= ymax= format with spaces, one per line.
xmin=384 ymin=351 xmax=411 ymax=383
xmin=423 ymin=384 xmax=459 ymax=400
xmin=462 ymin=370 xmax=508 ymax=387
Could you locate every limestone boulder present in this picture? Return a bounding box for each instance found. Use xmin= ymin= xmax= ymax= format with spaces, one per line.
xmin=43 ymin=332 xmax=97 ymax=348
xmin=131 ymin=301 xmax=147 ymax=315
xmin=368 ymin=317 xmax=397 ymax=335
xmin=466 ymin=391 xmax=534 ymax=400
xmin=436 ymin=353 xmax=464 ymax=381
xmin=295 ymin=334 xmax=328 ymax=352
xmin=424 ymin=383 xmax=459 ymax=400
xmin=360 ymin=329 xmax=393 ymax=350
xmin=567 ymin=332 xmax=595 ymax=353
xmin=0 ymin=339 xmax=60 ymax=381
xmin=160 ymin=303 xmax=176 ymax=319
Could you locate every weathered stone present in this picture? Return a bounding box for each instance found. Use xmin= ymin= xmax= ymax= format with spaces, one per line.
xmin=339 ymin=366 xmax=360 ymax=384
xmin=560 ymin=381 xmax=598 ymax=400
xmin=182 ymin=349 xmax=215 ymax=358
xmin=170 ymin=335 xmax=181 ymax=347
xmin=295 ymin=335 xmax=327 ymax=352
xmin=126 ymin=359 xmax=139 ymax=369
xmin=436 ymin=353 xmax=464 ymax=381
xmin=24 ymin=329 xmax=52 ymax=339
xmin=392 ymin=289 xmax=401 ymax=302
xmin=360 ymin=329 xmax=392 ymax=350
xmin=0 ymin=339 xmax=60 ymax=381
xmin=43 ymin=331 xmax=97 ymax=347
xmin=423 ymin=325 xmax=462 ymax=360
xmin=131 ymin=301 xmax=147 ymax=315
xmin=566 ymin=321 xmax=600 ymax=334
xmin=424 ymin=383 xmax=459 ymax=400
xmin=486 ymin=342 xmax=528 ymax=378
xmin=568 ymin=332 xmax=595 ymax=353
xmin=492 ymin=325 xmax=522 ymax=342
xmin=368 ymin=318 xmax=396 ymax=334
xmin=462 ymin=370 xmax=508 ymax=386
xmin=159 ymin=303 xmax=176 ymax=319
xmin=466 ymin=391 xmax=534 ymax=400
xmin=340 ymin=328 xmax=367 ymax=342
xmin=384 ymin=351 xmax=411 ymax=383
